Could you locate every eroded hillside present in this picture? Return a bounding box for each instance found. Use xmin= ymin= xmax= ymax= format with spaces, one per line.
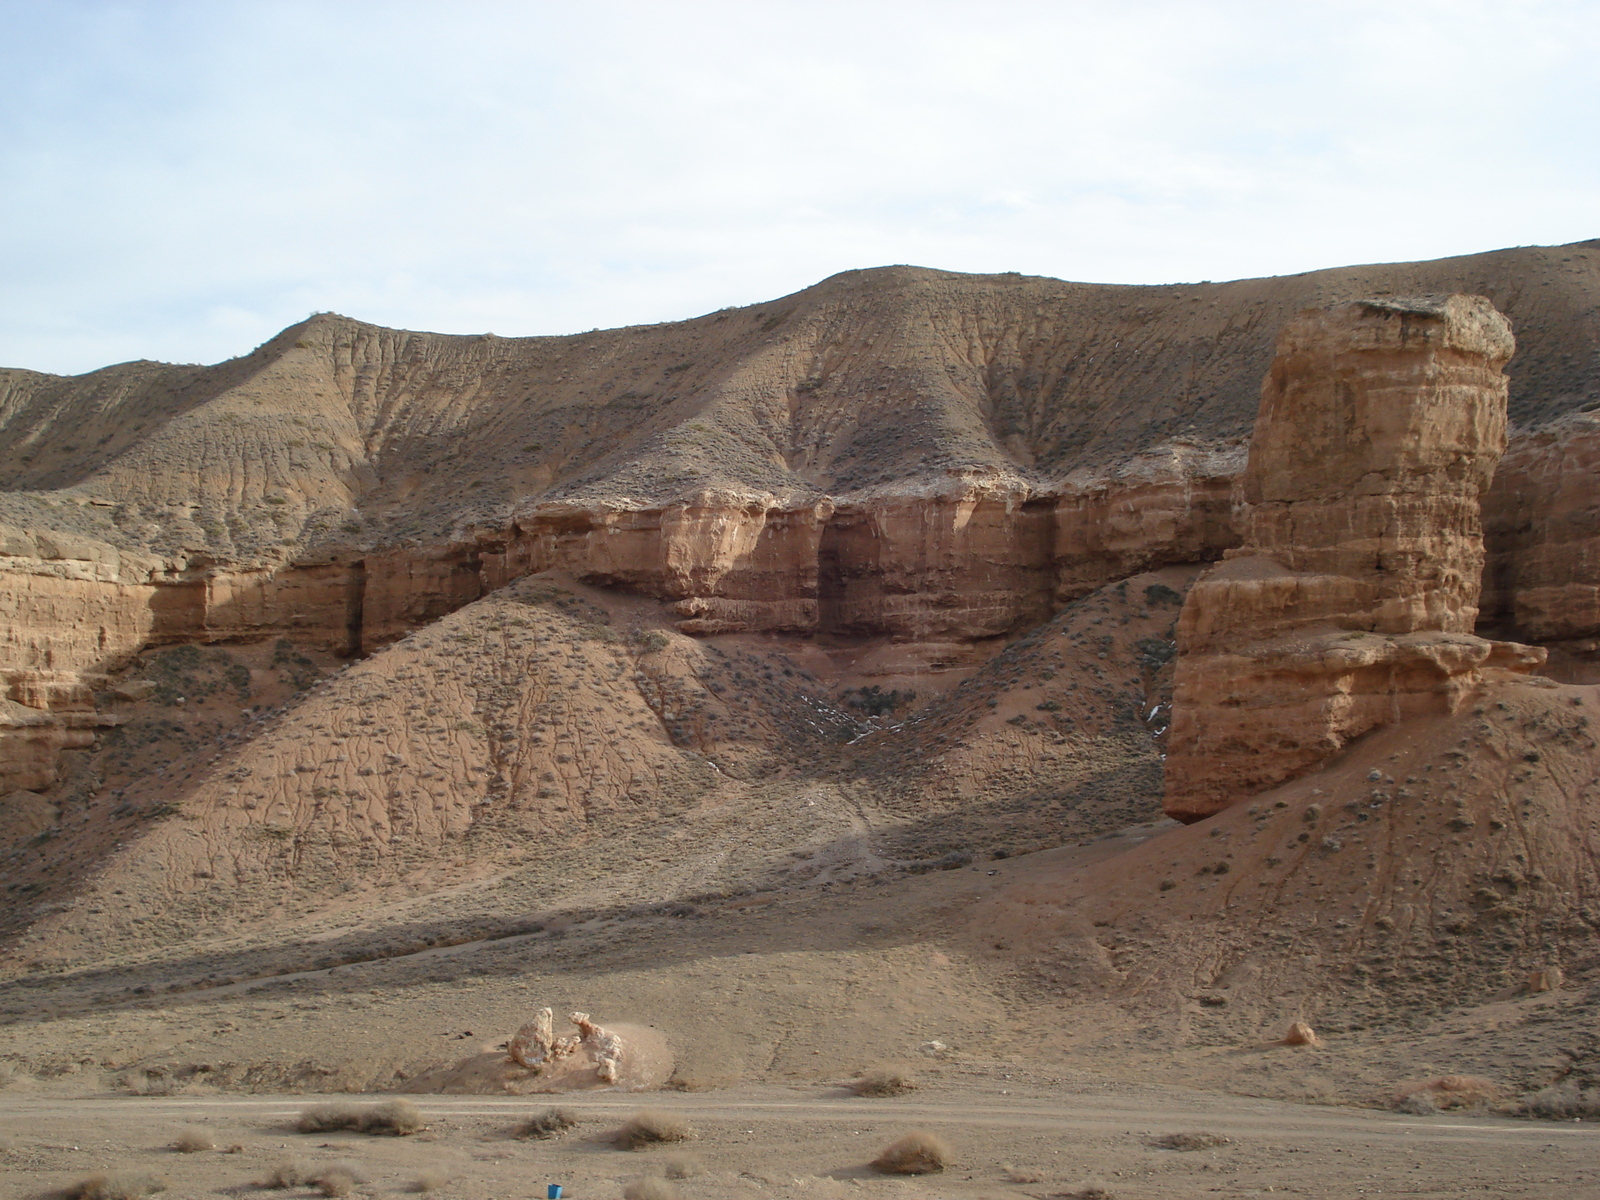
xmin=1 ymin=245 xmax=1599 ymax=1110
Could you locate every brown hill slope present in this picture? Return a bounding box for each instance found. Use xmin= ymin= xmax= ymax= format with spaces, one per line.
xmin=1 ymin=246 xmax=1599 ymax=1110
xmin=3 ymin=240 xmax=1598 ymax=566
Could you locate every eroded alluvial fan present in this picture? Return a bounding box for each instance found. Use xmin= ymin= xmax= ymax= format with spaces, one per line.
xmin=0 ymin=245 xmax=1598 ymax=968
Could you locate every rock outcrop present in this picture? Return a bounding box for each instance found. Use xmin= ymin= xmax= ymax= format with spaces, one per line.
xmin=1165 ymin=296 xmax=1545 ymax=822
xmin=1483 ymin=411 xmax=1600 ymax=672
xmin=2 ymin=245 xmax=1598 ymax=804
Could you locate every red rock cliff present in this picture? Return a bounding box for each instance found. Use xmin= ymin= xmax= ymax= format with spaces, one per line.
xmin=1164 ymin=296 xmax=1545 ymax=823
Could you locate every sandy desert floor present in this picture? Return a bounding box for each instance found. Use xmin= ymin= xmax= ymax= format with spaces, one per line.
xmin=3 ymin=1077 xmax=1599 ymax=1200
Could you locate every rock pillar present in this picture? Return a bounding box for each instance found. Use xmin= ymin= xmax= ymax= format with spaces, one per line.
xmin=1164 ymin=296 xmax=1544 ymax=822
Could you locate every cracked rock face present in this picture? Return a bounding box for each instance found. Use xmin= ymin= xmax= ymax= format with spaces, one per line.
xmin=1165 ymin=296 xmax=1545 ymax=823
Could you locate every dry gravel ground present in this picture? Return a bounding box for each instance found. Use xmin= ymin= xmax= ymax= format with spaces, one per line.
xmin=3 ymin=1082 xmax=1598 ymax=1200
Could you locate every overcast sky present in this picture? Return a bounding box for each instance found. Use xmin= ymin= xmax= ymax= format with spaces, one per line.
xmin=2 ymin=0 xmax=1596 ymax=375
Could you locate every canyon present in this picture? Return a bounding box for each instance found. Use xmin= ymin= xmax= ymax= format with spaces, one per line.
xmin=0 ymin=241 xmax=1598 ymax=1118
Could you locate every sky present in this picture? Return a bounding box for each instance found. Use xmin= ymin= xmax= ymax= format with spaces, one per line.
xmin=1 ymin=0 xmax=1597 ymax=376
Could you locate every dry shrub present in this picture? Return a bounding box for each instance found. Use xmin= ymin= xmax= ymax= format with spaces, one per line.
xmin=1150 ymin=1132 xmax=1232 ymax=1151
xmin=1519 ymin=1081 xmax=1600 ymax=1120
xmin=1056 ymin=1187 xmax=1112 ymax=1200
xmin=661 ymin=1154 xmax=703 ymax=1180
xmin=170 ymin=1129 xmax=213 ymax=1154
xmin=514 ymin=1106 xmax=578 ymax=1140
xmin=259 ymin=1161 xmax=309 ymax=1189
xmin=849 ymin=1067 xmax=915 ymax=1097
xmin=1393 ymin=1075 xmax=1502 ymax=1111
xmin=310 ymin=1162 xmax=369 ymax=1198
xmin=871 ymin=1130 xmax=949 ymax=1174
xmin=410 ymin=1171 xmax=450 ymax=1193
xmin=664 ymin=1068 xmax=721 ymax=1092
xmin=64 ymin=1173 xmax=168 ymax=1200
xmin=614 ymin=1111 xmax=696 ymax=1150
xmin=121 ymin=1072 xmax=176 ymax=1097
xmin=361 ymin=1099 xmax=425 ymax=1136
xmin=298 ymin=1099 xmax=424 ymax=1136
xmin=298 ymin=1103 xmax=364 ymax=1133
xmin=622 ymin=1180 xmax=680 ymax=1200
xmin=1001 ymin=1164 xmax=1044 ymax=1183
xmin=1394 ymin=1091 xmax=1438 ymax=1115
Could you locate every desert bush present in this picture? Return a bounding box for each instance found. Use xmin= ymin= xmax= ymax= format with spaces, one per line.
xmin=622 ymin=1180 xmax=679 ymax=1200
xmin=297 ymin=1099 xmax=424 ymax=1136
xmin=259 ymin=1161 xmax=308 ymax=1188
xmin=1395 ymin=1092 xmax=1438 ymax=1115
xmin=661 ymin=1153 xmax=703 ymax=1179
xmin=169 ymin=1129 xmax=213 ymax=1153
xmin=1001 ymin=1164 xmax=1044 ymax=1183
xmin=614 ymin=1111 xmax=696 ymax=1150
xmin=363 ymin=1099 xmax=424 ymax=1135
xmin=410 ymin=1171 xmax=450 ymax=1193
xmin=1150 ymin=1132 xmax=1232 ymax=1151
xmin=309 ymin=1162 xmax=369 ymax=1198
xmin=1517 ymin=1080 xmax=1600 ymax=1120
xmin=63 ymin=1173 xmax=168 ymax=1200
xmin=514 ymin=1107 xmax=578 ymax=1139
xmin=298 ymin=1102 xmax=363 ymax=1133
xmin=850 ymin=1067 xmax=915 ymax=1097
xmin=664 ymin=1066 xmax=721 ymax=1091
xmin=121 ymin=1070 xmax=176 ymax=1097
xmin=871 ymin=1130 xmax=949 ymax=1174
xmin=1393 ymin=1075 xmax=1501 ymax=1111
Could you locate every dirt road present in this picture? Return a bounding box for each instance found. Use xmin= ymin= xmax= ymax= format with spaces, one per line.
xmin=3 ymin=1084 xmax=1596 ymax=1199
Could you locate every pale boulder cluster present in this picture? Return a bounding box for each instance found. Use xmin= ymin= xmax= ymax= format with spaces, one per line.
xmin=507 ymin=1008 xmax=627 ymax=1084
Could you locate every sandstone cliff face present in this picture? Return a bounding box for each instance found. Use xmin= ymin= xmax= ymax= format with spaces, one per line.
xmin=1165 ymin=296 xmax=1544 ymax=823
xmin=1484 ymin=411 xmax=1600 ymax=668
xmin=2 ymin=246 xmax=1598 ymax=800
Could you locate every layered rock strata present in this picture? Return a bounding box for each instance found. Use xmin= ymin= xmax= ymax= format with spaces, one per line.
xmin=1483 ymin=411 xmax=1600 ymax=661
xmin=1164 ymin=296 xmax=1545 ymax=823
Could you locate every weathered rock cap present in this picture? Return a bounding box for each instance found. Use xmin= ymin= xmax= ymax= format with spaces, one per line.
xmin=1279 ymin=294 xmax=1514 ymax=363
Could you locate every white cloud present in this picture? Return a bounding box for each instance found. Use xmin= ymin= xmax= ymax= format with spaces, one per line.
xmin=1 ymin=0 xmax=1596 ymax=373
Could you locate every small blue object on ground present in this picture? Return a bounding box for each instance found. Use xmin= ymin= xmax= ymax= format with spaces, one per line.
xmin=547 ymin=1186 xmax=563 ymax=1199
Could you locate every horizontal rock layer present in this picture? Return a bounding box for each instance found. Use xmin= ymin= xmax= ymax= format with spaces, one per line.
xmin=1166 ymin=296 xmax=1543 ymax=823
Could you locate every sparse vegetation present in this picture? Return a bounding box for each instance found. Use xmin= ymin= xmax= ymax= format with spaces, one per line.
xmin=660 ymin=1153 xmax=703 ymax=1179
xmin=514 ymin=1106 xmax=578 ymax=1139
xmin=842 ymin=685 xmax=915 ymax=717
xmin=849 ymin=1066 xmax=916 ymax=1097
xmin=622 ymin=1180 xmax=680 ymax=1200
xmin=1001 ymin=1164 xmax=1045 ymax=1183
xmin=1151 ymin=1131 xmax=1232 ymax=1151
xmin=1517 ymin=1080 xmax=1600 ymax=1120
xmin=614 ymin=1111 xmax=696 ymax=1150
xmin=1393 ymin=1075 xmax=1502 ymax=1111
xmin=259 ymin=1161 xmax=309 ymax=1189
xmin=307 ymin=1162 xmax=368 ymax=1198
xmin=169 ymin=1129 xmax=213 ymax=1153
xmin=297 ymin=1099 xmax=424 ymax=1136
xmin=871 ymin=1130 xmax=949 ymax=1174
xmin=63 ymin=1173 xmax=167 ymax=1200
